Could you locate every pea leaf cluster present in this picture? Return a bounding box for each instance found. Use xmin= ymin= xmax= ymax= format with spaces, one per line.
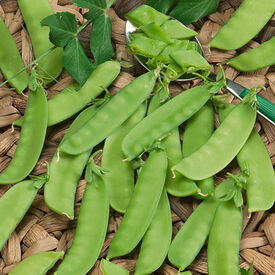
xmin=145 ymin=0 xmax=220 ymax=25
xmin=41 ymin=0 xmax=115 ymax=88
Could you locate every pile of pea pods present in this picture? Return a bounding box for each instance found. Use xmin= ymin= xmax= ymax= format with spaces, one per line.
xmin=0 ymin=1 xmax=275 ymax=275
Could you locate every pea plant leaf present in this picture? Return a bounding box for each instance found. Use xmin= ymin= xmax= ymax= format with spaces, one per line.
xmin=41 ymin=12 xmax=77 ymax=47
xmin=90 ymin=14 xmax=114 ymax=64
xmin=63 ymin=38 xmax=96 ymax=88
xmin=240 ymin=262 xmax=253 ymax=275
xmin=170 ymin=0 xmax=220 ymax=25
xmin=72 ymin=0 xmax=106 ymax=21
xmin=145 ymin=0 xmax=178 ymax=14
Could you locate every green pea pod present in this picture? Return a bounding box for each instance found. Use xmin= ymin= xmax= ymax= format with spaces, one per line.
xmin=0 ymin=180 xmax=44 ymax=250
xmin=140 ymin=23 xmax=171 ymax=43
xmin=0 ymin=18 xmax=28 ymax=93
xmin=135 ymin=189 xmax=172 ymax=275
xmin=59 ymin=71 xmax=157 ymax=155
xmin=125 ymin=4 xmax=170 ymax=27
xmin=215 ymin=99 xmax=275 ymax=212
xmin=227 ymin=36 xmax=275 ymax=72
xmin=207 ymin=200 xmax=242 ymax=275
xmin=9 ymin=251 xmax=64 ymax=275
xmin=107 ymin=149 xmax=167 ymax=259
xmin=122 ymin=83 xmax=217 ymax=161
xmin=0 ymin=86 xmax=47 ymax=184
xmin=102 ymin=103 xmax=147 ymax=213
xmin=14 ymin=60 xmax=121 ymax=127
xmin=170 ymin=50 xmax=211 ymax=73
xmin=100 ymin=259 xmax=129 ymax=275
xmin=182 ymin=101 xmax=215 ymax=199
xmin=168 ymin=197 xmax=219 ymax=270
xmin=173 ymin=94 xmax=257 ymax=180
xmin=17 ymin=0 xmax=63 ymax=84
xmin=208 ymin=0 xmax=275 ymax=50
xmin=54 ymin=158 xmax=109 ymax=275
xmin=157 ymin=40 xmax=189 ymax=64
xmin=126 ymin=36 xmax=167 ymax=58
xmin=179 ymin=272 xmax=192 ymax=275
xmin=44 ymin=103 xmax=103 ymax=219
xmin=148 ymin=91 xmax=199 ymax=197
xmin=161 ymin=19 xmax=197 ymax=40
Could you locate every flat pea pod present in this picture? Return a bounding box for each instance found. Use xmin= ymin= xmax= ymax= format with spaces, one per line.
xmin=126 ymin=36 xmax=167 ymax=58
xmin=135 ymin=190 xmax=172 ymax=275
xmin=216 ymin=100 xmax=275 ymax=212
xmin=0 ymin=180 xmax=44 ymax=251
xmin=148 ymin=92 xmax=199 ymax=197
xmin=14 ymin=60 xmax=120 ymax=127
xmin=207 ymin=200 xmax=242 ymax=275
xmin=173 ymin=97 xmax=257 ymax=180
xmin=161 ymin=19 xmax=197 ymax=40
xmin=168 ymin=197 xmax=219 ymax=270
xmin=0 ymin=18 xmax=28 ymax=93
xmin=0 ymin=86 xmax=47 ymax=184
xmin=17 ymin=0 xmax=63 ymax=84
xmin=140 ymin=23 xmax=171 ymax=43
xmin=59 ymin=71 xmax=157 ymax=155
xmin=227 ymin=36 xmax=275 ymax=72
xmin=182 ymin=101 xmax=215 ymax=198
xmin=54 ymin=159 xmax=109 ymax=275
xmin=9 ymin=251 xmax=64 ymax=275
xmin=44 ymin=104 xmax=102 ymax=219
xmin=125 ymin=4 xmax=170 ymax=27
xmin=107 ymin=149 xmax=167 ymax=259
xmin=101 ymin=103 xmax=147 ymax=213
xmin=208 ymin=0 xmax=275 ymax=50
xmin=122 ymin=84 xmax=214 ymax=161
xmin=100 ymin=259 xmax=129 ymax=275
xmin=179 ymin=272 xmax=192 ymax=275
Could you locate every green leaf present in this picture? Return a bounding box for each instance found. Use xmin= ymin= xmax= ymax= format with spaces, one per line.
xmin=145 ymin=0 xmax=178 ymax=13
xmin=63 ymin=38 xmax=96 ymax=87
xmin=240 ymin=262 xmax=253 ymax=275
xmin=41 ymin=12 xmax=77 ymax=47
xmin=90 ymin=14 xmax=114 ymax=64
xmin=170 ymin=0 xmax=220 ymax=25
xmin=73 ymin=0 xmax=106 ymax=21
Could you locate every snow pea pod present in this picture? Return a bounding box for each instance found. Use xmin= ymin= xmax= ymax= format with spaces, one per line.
xmin=107 ymin=149 xmax=167 ymax=259
xmin=0 ymin=86 xmax=47 ymax=184
xmin=161 ymin=19 xmax=197 ymax=40
xmin=215 ymin=99 xmax=275 ymax=212
xmin=55 ymin=156 xmax=109 ymax=275
xmin=125 ymin=4 xmax=169 ymax=27
xmin=227 ymin=36 xmax=275 ymax=72
xmin=173 ymin=93 xmax=257 ymax=180
xmin=208 ymin=200 xmax=242 ymax=275
xmin=14 ymin=60 xmax=120 ymax=127
xmin=100 ymin=259 xmax=129 ymax=275
xmin=102 ymin=103 xmax=147 ymax=213
xmin=148 ymin=91 xmax=199 ymax=197
xmin=126 ymin=36 xmax=167 ymax=58
xmin=122 ymin=83 xmax=219 ymax=161
xmin=44 ymin=103 xmax=103 ymax=219
xmin=17 ymin=0 xmax=63 ymax=83
xmin=140 ymin=23 xmax=171 ymax=43
xmin=9 ymin=251 xmax=64 ymax=275
xmin=59 ymin=71 xmax=157 ymax=155
xmin=0 ymin=17 xmax=28 ymax=93
xmin=135 ymin=190 xmax=172 ymax=275
xmin=208 ymin=0 xmax=275 ymax=50
xmin=181 ymin=101 xmax=215 ymax=198
xmin=168 ymin=197 xmax=219 ymax=270
xmin=0 ymin=179 xmax=44 ymax=251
